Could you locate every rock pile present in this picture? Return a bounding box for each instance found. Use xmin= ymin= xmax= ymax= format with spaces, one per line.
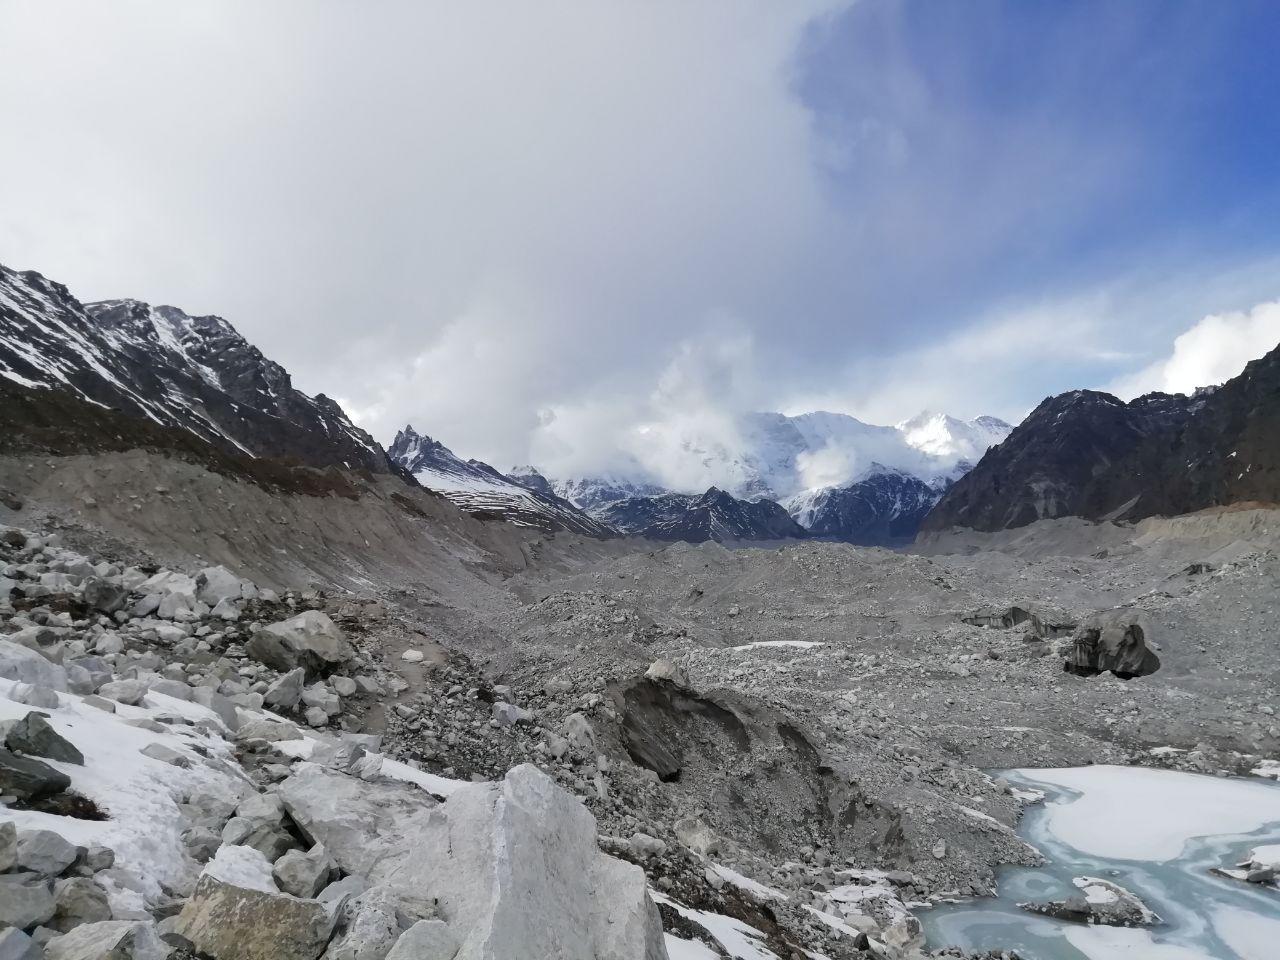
xmin=0 ymin=524 xmax=671 ymax=960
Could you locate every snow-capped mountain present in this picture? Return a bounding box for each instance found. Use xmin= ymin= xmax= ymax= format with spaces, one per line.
xmin=552 ymin=476 xmax=671 ymax=512
xmin=546 ymin=409 xmax=1010 ymax=544
xmin=555 ymin=410 xmax=1009 ymax=506
xmin=896 ymin=411 xmax=1013 ymax=463
xmin=388 ymin=427 xmax=614 ymax=537
xmin=0 ymin=264 xmax=388 ymax=473
xmin=785 ymin=464 xmax=942 ymax=545
xmin=600 ymin=487 xmax=806 ymax=543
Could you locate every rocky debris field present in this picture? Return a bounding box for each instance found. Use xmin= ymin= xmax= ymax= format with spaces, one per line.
xmin=1 ymin=475 xmax=1277 ymax=960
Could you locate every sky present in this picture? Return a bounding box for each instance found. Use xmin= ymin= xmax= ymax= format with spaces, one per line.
xmin=2 ymin=0 xmax=1279 ymax=477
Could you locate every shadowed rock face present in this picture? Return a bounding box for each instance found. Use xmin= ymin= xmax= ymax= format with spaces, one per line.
xmin=1064 ymin=612 xmax=1160 ymax=679
xmin=923 ymin=342 xmax=1280 ymax=533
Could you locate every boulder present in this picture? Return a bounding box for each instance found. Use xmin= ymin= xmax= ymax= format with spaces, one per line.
xmin=1064 ymin=611 xmax=1160 ymax=679
xmin=246 ymin=613 xmax=352 ymax=677
xmin=383 ymin=920 xmax=457 ymax=960
xmin=320 ymin=886 xmax=404 ymax=960
xmin=97 ymin=680 xmax=147 ymax=706
xmin=202 ymin=845 xmax=279 ymax=894
xmin=146 ymin=678 xmax=192 ymax=701
xmin=7 ymin=712 xmax=85 ymax=765
xmin=82 ymin=579 xmax=129 ymax=615
xmin=380 ymin=764 xmax=666 ymax=960
xmin=0 ymin=641 xmax=69 ymax=692
xmin=195 ymin=567 xmax=245 ymax=607
xmin=673 ymin=817 xmax=720 ymax=857
xmin=273 ymin=844 xmax=335 ymax=899
xmin=1020 ymin=876 xmax=1159 ymax=927
xmin=173 ymin=872 xmax=335 ymax=960
xmin=277 ymin=765 xmax=439 ymax=879
xmin=0 ymin=872 xmax=57 ymax=929
xmin=17 ymin=830 xmax=80 ymax=877
xmin=139 ymin=743 xmax=189 ymax=768
xmin=51 ymin=877 xmax=113 ymax=932
xmin=0 ymin=820 xmax=15 ymax=871
xmin=0 ymin=928 xmax=42 ymax=960
xmin=8 ymin=684 xmax=61 ymax=709
xmin=42 ymin=921 xmax=168 ymax=960
xmin=0 ymin=749 xmax=72 ymax=801
xmin=234 ymin=718 xmax=302 ymax=743
xmin=191 ymin=687 xmax=239 ymax=732
xmin=491 ymin=702 xmax=531 ymax=728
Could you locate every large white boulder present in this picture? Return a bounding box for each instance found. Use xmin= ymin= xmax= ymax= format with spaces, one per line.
xmin=195 ymin=566 xmax=248 ymax=606
xmin=0 ymin=639 xmax=68 ymax=691
xmin=246 ymin=612 xmax=352 ymax=676
xmin=282 ymin=763 xmax=666 ymax=960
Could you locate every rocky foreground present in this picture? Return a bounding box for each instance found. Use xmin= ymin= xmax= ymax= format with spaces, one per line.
xmin=0 ymin=523 xmax=962 ymax=960
xmin=1 ymin=488 xmax=1277 ymax=960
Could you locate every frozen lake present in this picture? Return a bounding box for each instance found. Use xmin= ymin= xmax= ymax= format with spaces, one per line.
xmin=919 ymin=765 xmax=1280 ymax=959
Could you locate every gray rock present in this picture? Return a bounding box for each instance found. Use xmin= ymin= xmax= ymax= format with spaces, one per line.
xmin=173 ymin=872 xmax=335 ymax=960
xmin=272 ymin=844 xmax=335 ymax=899
xmin=82 ymin=580 xmax=129 ymax=615
xmin=196 ymin=567 xmax=245 ymax=607
xmin=81 ymin=846 xmax=114 ymax=873
xmin=139 ymin=743 xmax=189 ymax=768
xmin=8 ymin=684 xmax=61 ymax=709
xmin=329 ymin=677 xmax=357 ymax=698
xmin=51 ymin=878 xmax=113 ymax=932
xmin=146 ymin=679 xmax=192 ymax=702
xmin=0 ymin=873 xmax=57 ymax=929
xmin=79 ymin=696 xmax=115 ymax=714
xmin=0 ymin=927 xmax=43 ymax=960
xmin=190 ymin=687 xmax=239 ymax=732
xmin=0 ymin=820 xmax=16 ymax=871
xmin=264 ymin=669 xmax=305 ymax=710
xmin=0 ymin=749 xmax=71 ymax=800
xmin=383 ymin=920 xmax=457 ymax=960
xmin=301 ymin=684 xmax=340 ymax=717
xmin=1064 ymin=611 xmax=1161 ymax=679
xmin=6 ymin=712 xmax=84 ymax=765
xmin=0 ymin=641 xmax=68 ymax=692
xmin=42 ymin=921 xmax=167 ymax=960
xmin=96 ymin=680 xmax=146 ymax=706
xmin=18 ymin=831 xmax=80 ymax=877
xmin=220 ymin=818 xmax=298 ymax=863
xmin=319 ymin=886 xmax=402 ymax=960
xmin=277 ymin=765 xmax=439 ymax=881
xmin=673 ymin=817 xmax=719 ymax=856
xmin=491 ymin=702 xmax=531 ymax=727
xmin=233 ymin=718 xmax=301 ymax=743
xmin=246 ymin=612 xmax=352 ymax=677
xmin=315 ymin=875 xmax=369 ymax=913
xmin=1020 ymin=876 xmax=1159 ymax=927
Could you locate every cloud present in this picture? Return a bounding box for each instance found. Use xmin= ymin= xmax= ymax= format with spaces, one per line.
xmin=1 ymin=1 xmax=1277 ymax=476
xmin=1109 ymin=299 xmax=1280 ymax=399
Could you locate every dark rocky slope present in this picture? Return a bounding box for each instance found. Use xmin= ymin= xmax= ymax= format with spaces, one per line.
xmin=602 ymin=487 xmax=806 ymax=543
xmin=0 ymin=264 xmax=389 ymax=473
xmin=923 ymin=343 xmax=1280 ymax=532
xmin=796 ymin=468 xmax=942 ymax=545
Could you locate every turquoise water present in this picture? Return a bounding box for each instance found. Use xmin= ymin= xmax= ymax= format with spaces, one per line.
xmin=918 ymin=771 xmax=1280 ymax=959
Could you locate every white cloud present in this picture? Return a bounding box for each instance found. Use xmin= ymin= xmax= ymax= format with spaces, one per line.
xmin=1109 ymin=300 xmax=1280 ymax=399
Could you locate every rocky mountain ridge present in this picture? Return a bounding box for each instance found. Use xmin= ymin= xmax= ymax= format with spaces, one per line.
xmin=387 ymin=427 xmax=614 ymax=538
xmin=923 ymin=342 xmax=1280 ymax=532
xmin=599 ymin=487 xmax=807 ymax=542
xmin=0 ymin=265 xmax=389 ymax=475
